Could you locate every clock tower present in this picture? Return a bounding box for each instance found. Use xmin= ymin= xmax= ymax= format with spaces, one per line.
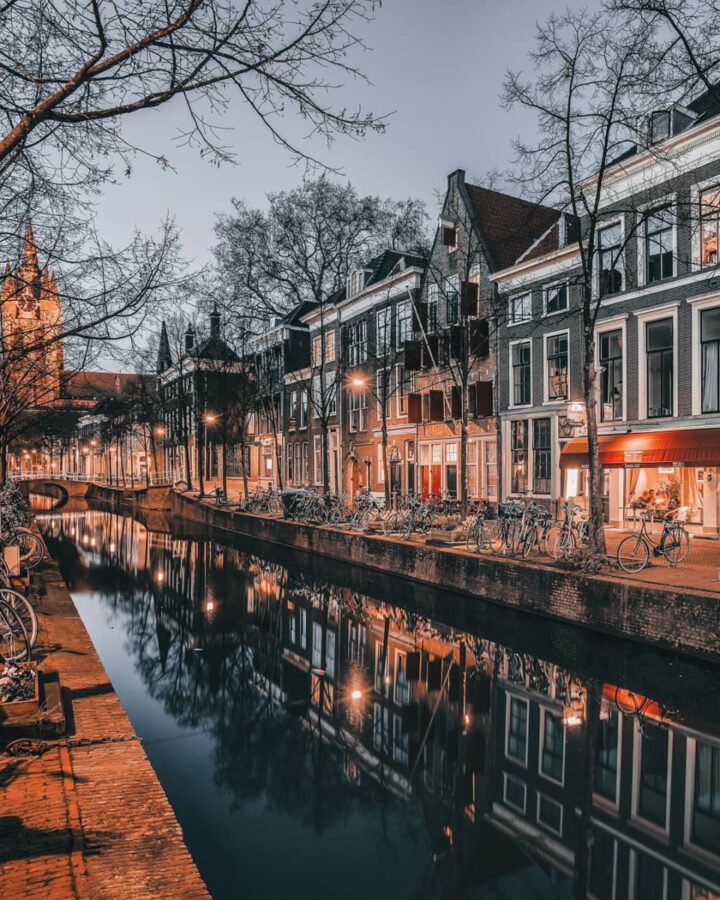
xmin=1 ymin=222 xmax=64 ymax=405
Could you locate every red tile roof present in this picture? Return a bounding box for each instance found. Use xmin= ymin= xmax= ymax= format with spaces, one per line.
xmin=464 ymin=184 xmax=561 ymax=270
xmin=60 ymin=370 xmax=144 ymax=401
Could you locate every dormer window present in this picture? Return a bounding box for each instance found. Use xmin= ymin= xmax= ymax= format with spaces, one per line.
xmin=346 ymin=269 xmax=368 ymax=298
xmin=649 ymin=110 xmax=671 ymax=145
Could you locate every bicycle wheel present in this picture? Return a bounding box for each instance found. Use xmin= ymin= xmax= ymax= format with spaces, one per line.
xmin=489 ymin=522 xmax=509 ymax=556
xmin=663 ymin=525 xmax=690 ymax=565
xmin=1 ymin=588 xmax=38 ymax=648
xmin=0 ymin=599 xmax=30 ymax=661
xmin=16 ymin=531 xmax=45 ymax=568
xmin=521 ymin=527 xmax=537 ymax=559
xmin=384 ymin=511 xmax=403 ymax=536
xmin=616 ymin=534 xmax=650 ymax=573
xmin=549 ymin=527 xmax=575 ymax=560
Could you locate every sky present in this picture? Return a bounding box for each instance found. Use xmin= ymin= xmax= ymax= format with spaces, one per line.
xmin=93 ymin=0 xmax=602 ymax=267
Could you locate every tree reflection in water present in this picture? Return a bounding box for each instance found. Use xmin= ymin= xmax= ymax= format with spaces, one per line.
xmin=39 ymin=508 xmax=720 ymax=900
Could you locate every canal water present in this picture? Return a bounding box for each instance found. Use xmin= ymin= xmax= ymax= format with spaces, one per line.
xmin=36 ymin=504 xmax=720 ymax=900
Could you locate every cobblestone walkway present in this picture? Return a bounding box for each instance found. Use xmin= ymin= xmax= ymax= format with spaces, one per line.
xmin=0 ymin=561 xmax=209 ymax=899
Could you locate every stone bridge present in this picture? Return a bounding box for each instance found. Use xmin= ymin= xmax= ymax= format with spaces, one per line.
xmin=12 ymin=473 xmax=90 ymax=505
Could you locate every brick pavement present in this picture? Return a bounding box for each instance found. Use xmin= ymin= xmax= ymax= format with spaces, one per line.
xmin=0 ymin=560 xmax=209 ymax=900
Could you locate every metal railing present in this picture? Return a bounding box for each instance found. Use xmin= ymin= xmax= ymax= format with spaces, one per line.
xmin=9 ymin=469 xmax=183 ymax=487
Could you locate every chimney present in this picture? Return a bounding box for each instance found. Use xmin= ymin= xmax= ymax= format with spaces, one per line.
xmin=185 ymin=324 xmax=195 ymax=352
xmin=210 ymin=303 xmax=220 ymax=340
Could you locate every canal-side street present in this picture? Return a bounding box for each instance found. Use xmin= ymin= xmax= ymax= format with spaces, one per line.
xmin=0 ymin=551 xmax=208 ymax=898
xmin=2 ymin=502 xmax=719 ymax=900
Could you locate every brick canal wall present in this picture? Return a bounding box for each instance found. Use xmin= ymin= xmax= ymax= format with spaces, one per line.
xmin=0 ymin=555 xmax=209 ymax=898
xmin=170 ymin=490 xmax=720 ymax=664
xmin=88 ymin=482 xmax=171 ymax=510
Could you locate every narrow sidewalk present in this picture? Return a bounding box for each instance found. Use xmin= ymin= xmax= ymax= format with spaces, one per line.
xmin=0 ymin=560 xmax=209 ymax=899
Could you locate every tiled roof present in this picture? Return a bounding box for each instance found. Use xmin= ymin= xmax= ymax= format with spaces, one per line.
xmin=190 ymin=334 xmax=240 ymax=362
xmin=60 ymin=370 xmax=143 ymax=401
xmin=464 ymin=184 xmax=560 ymax=270
xmin=515 ymin=214 xmax=581 ymax=264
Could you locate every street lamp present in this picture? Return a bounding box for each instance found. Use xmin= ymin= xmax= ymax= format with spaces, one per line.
xmin=199 ymin=412 xmax=217 ymax=497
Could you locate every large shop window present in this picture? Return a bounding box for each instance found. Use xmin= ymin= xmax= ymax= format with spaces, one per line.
xmin=700 ymin=185 xmax=720 ymax=267
xmin=511 ymin=420 xmax=529 ymax=493
xmin=512 ymin=342 xmax=531 ymax=406
xmin=646 ymin=318 xmax=673 ymax=417
xmin=646 ymin=207 xmax=674 ymax=282
xmin=598 ymin=223 xmax=623 ymax=295
xmin=599 ymin=330 xmax=623 ymax=421
xmin=533 ymin=419 xmax=551 ymax=494
xmin=692 ymin=740 xmax=720 ymax=852
xmin=546 ymin=333 xmax=568 ymax=400
xmin=701 ymin=307 xmax=720 ymax=413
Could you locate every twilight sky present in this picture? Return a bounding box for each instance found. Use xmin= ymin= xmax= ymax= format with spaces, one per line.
xmin=93 ymin=0 xmax=602 ymax=265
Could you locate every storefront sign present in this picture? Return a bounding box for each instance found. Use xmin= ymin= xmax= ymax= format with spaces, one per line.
xmin=623 ymin=449 xmax=643 ymax=464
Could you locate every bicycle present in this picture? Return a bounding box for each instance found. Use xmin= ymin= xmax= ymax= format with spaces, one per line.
xmin=0 ymin=596 xmax=31 ymax=661
xmin=616 ymin=507 xmax=690 ymax=573
xmin=465 ymin=501 xmax=492 ymax=553
xmin=489 ymin=500 xmax=524 ymax=556
xmin=519 ymin=502 xmax=554 ymax=558
xmin=546 ymin=502 xmax=588 ymax=561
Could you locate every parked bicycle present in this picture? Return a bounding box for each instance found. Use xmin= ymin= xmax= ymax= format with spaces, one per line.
xmin=616 ymin=507 xmax=690 ymax=573
xmin=546 ymin=502 xmax=588 ymax=561
xmin=464 ymin=500 xmax=493 ymax=553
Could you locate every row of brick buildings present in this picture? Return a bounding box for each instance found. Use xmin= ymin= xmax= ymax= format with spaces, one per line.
xmin=156 ymin=84 xmax=720 ymax=531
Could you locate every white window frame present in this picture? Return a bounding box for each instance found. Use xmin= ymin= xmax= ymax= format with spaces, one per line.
xmin=689 ymin=291 xmax=720 ymax=416
xmin=508 ymin=338 xmax=532 ymax=409
xmin=509 ymin=291 xmax=532 ymax=325
xmin=628 ymin=848 xmax=668 ymax=900
xmin=595 ymin=314 xmax=628 ymax=424
xmin=539 ymin=706 xmax=566 ymax=786
xmin=396 ymin=365 xmax=412 ymax=418
xmin=588 ymin=826 xmax=618 ymax=900
xmin=636 ymin=194 xmax=678 ymax=288
xmin=543 ymin=328 xmax=570 ymax=405
xmin=313 ymin=434 xmax=322 ymax=486
xmin=536 ymin=791 xmax=564 ymax=836
xmin=631 ymin=718 xmax=673 ymax=835
xmin=593 ymin=703 xmax=623 ymax=810
xmin=505 ymin=693 xmax=529 ymax=767
xmin=376 ymin=308 xmax=391 ymax=356
xmin=502 ymin=772 xmax=527 ymax=813
xmin=691 ymin=175 xmax=720 ymax=272
xmin=543 ymin=280 xmax=570 ymax=317
xmin=396 ymin=300 xmax=412 ymax=349
xmin=636 ymin=302 xmax=679 ymax=420
xmin=594 ymin=217 xmax=626 ymax=299
xmin=503 ymin=414 xmax=558 ymax=500
xmin=683 ymin=734 xmax=720 ymax=860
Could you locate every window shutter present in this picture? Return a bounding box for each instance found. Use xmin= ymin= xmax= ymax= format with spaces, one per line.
xmin=468 ymin=383 xmax=477 ymax=417
xmin=406 ymin=651 xmax=421 ymax=681
xmin=404 ymin=339 xmax=422 ymax=371
xmin=401 ymin=703 xmax=419 ymax=730
xmin=475 ymin=380 xmax=494 ymax=417
xmin=427 ymin=658 xmax=442 ymax=692
xmin=422 ymin=334 xmax=439 ymax=368
xmin=429 ymin=390 xmax=444 ymax=422
xmin=449 ymin=324 xmax=464 ymax=360
xmin=461 ymin=281 xmax=479 ymax=317
xmin=412 ymin=300 xmax=427 ymax=332
xmin=450 ymin=385 xmax=462 ymax=420
xmin=442 ymin=225 xmax=456 ymax=247
xmin=470 ymin=319 xmax=490 ymax=360
xmin=407 ymin=392 xmax=422 ymax=424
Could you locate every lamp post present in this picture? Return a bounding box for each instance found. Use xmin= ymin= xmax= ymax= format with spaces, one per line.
xmin=199 ymin=412 xmax=216 ymax=498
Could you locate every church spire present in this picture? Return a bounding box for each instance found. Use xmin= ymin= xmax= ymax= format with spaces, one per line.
xmin=22 ymin=221 xmax=38 ymax=272
xmin=157 ymin=320 xmax=172 ymax=373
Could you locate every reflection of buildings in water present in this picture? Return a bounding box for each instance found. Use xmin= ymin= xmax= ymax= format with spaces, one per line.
xmin=39 ymin=510 xmax=720 ymax=899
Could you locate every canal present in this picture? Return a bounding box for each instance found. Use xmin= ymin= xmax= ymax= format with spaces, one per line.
xmin=36 ymin=503 xmax=720 ymax=900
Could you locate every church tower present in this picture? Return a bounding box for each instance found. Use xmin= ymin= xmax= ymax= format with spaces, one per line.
xmin=1 ymin=222 xmax=64 ymax=406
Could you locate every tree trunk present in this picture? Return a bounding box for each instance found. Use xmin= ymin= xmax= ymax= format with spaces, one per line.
xmin=240 ymin=432 xmax=250 ymax=500
xmin=183 ymin=435 xmax=193 ymax=491
xmin=583 ymin=317 xmax=606 ymax=557
xmin=198 ymin=425 xmax=206 ymax=497
xmin=0 ymin=441 xmax=7 ymax=486
xmin=321 ymin=422 xmax=330 ymax=495
xmin=460 ymin=404 xmax=468 ymax=517
xmin=222 ymin=437 xmax=228 ymax=498
xmin=381 ymin=416 xmax=390 ymax=505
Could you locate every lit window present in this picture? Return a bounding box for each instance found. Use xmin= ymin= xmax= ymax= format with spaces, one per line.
xmin=546 ymin=333 xmax=568 ymax=400
xmin=599 ymin=331 xmax=623 ymax=421
xmin=700 ymin=186 xmax=720 ymax=267
xmin=701 ymin=308 xmax=720 ymax=413
xmin=646 ymin=318 xmax=673 ymax=418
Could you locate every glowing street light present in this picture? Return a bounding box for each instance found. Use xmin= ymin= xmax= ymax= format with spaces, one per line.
xmin=351 ymin=377 xmax=366 ymax=389
xmin=350 ymin=689 xmax=363 ymax=701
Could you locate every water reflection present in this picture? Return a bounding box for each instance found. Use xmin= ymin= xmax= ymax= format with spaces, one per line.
xmin=39 ymin=509 xmax=720 ymax=900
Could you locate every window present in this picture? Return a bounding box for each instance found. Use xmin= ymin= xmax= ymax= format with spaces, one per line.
xmin=511 ymin=421 xmax=528 ymax=494
xmin=394 ymin=651 xmax=410 ymax=704
xmin=633 ymin=852 xmax=666 ymax=900
xmin=294 ymin=443 xmax=301 ymax=484
xmin=595 ymin=708 xmax=619 ymax=802
xmin=374 ymin=642 xmax=386 ymax=691
xmin=376 ymin=369 xmax=390 ymax=418
xmin=376 ymin=308 xmax=391 ymax=355
xmin=427 ymin=284 xmax=438 ymax=332
xmin=646 ymin=318 xmax=673 ymax=417
xmin=289 ymin=391 xmax=298 ymax=429
xmin=510 ymin=293 xmax=532 ymax=324
xmin=599 ymin=330 xmax=623 ymax=421
xmin=701 ymin=308 xmax=720 ymax=413
xmin=533 ymin=419 xmax=551 ymax=494
xmin=312 ymin=621 xmax=323 ymax=668
xmin=299 ymin=608 xmax=307 ymax=649
xmin=637 ymin=723 xmax=669 ymax=827
xmin=445 ymin=442 xmax=458 ymax=499
xmin=287 ymin=443 xmax=295 ymax=482
xmin=302 ymin=442 xmax=309 ymax=482
xmin=537 ymin=794 xmax=563 ymax=835
xmin=348 ymin=390 xmax=367 ymax=432
xmin=393 ymin=715 xmax=409 ymax=764
xmin=503 ymin=773 xmax=526 ymax=812
xmin=588 ymin=827 xmax=615 ymax=900
xmin=446 ymin=275 xmax=459 ymax=325
xmin=326 ymin=630 xmax=336 ymax=678
xmin=396 ymin=301 xmax=412 ymax=348
xmin=546 ymin=333 xmax=568 ymax=400
xmin=646 ymin=207 xmax=674 ymax=282
xmin=312 ymin=330 xmax=335 ymax=366
xmin=313 ymin=435 xmax=322 ymax=484
xmin=512 ymin=341 xmax=531 ymax=406
xmin=484 ymin=441 xmax=498 ymax=500
xmin=700 ymin=185 xmax=720 ymax=267
xmin=312 ymin=374 xmax=336 ymax=417
xmin=545 ymin=283 xmax=568 ymax=315
xmin=299 ymin=390 xmax=308 ymax=429
xmin=692 ymin=740 xmax=720 ymax=852
xmin=373 ymin=703 xmax=389 ymax=751
xmin=540 ymin=710 xmax=565 ymax=783
xmin=288 ymin=604 xmax=296 ymax=644
xmin=397 ymin=366 xmax=413 ymax=416
xmin=598 ymin=223 xmax=623 ymax=295
xmin=507 ymin=696 xmax=528 ymax=763
xmin=347 ymin=319 xmax=368 ymax=366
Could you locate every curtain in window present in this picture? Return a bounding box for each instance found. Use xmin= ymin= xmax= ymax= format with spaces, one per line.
xmin=702 ymin=342 xmax=719 ymax=412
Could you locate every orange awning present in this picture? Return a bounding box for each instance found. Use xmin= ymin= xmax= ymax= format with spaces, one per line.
xmin=560 ymin=427 xmax=720 ymax=469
